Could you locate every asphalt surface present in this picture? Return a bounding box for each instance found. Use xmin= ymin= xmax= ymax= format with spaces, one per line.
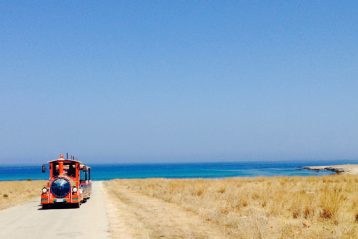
xmin=0 ymin=181 xmax=109 ymax=239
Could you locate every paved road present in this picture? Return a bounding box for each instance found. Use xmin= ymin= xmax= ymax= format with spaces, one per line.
xmin=0 ymin=181 xmax=109 ymax=239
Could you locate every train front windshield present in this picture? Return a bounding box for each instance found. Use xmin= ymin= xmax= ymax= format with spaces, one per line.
xmin=52 ymin=162 xmax=77 ymax=178
xmin=63 ymin=163 xmax=77 ymax=177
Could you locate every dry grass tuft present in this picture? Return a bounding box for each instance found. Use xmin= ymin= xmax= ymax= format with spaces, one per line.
xmin=319 ymin=186 xmax=345 ymax=221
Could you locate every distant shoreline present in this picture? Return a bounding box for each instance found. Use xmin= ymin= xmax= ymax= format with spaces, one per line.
xmin=303 ymin=164 xmax=358 ymax=175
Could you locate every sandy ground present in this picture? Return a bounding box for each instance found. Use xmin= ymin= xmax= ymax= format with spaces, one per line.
xmin=0 ymin=181 xmax=109 ymax=239
xmin=104 ymin=182 xmax=226 ymax=239
xmin=0 ymin=180 xmax=45 ymax=210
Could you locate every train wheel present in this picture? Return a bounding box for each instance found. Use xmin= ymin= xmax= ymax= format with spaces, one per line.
xmin=73 ymin=202 xmax=80 ymax=208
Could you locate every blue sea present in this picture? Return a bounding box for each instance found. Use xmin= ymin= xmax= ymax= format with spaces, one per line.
xmin=0 ymin=160 xmax=356 ymax=181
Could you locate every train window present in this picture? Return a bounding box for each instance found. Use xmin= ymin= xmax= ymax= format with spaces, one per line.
xmin=80 ymin=170 xmax=87 ymax=182
xmin=52 ymin=163 xmax=59 ymax=177
xmin=88 ymin=168 xmax=91 ymax=180
xmin=64 ymin=163 xmax=76 ymax=177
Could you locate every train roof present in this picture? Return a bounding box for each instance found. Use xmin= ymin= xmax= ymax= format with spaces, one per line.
xmin=48 ymin=159 xmax=91 ymax=168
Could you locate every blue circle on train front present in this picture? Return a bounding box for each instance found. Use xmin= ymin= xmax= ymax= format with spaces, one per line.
xmin=50 ymin=178 xmax=71 ymax=198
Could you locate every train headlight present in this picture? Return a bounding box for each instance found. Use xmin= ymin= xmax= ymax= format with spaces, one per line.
xmin=72 ymin=187 xmax=78 ymax=193
xmin=42 ymin=187 xmax=48 ymax=193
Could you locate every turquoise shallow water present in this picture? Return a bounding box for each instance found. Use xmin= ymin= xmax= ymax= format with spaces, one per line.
xmin=1 ymin=160 xmax=356 ymax=181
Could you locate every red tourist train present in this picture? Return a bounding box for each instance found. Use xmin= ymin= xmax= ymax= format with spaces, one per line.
xmin=40 ymin=154 xmax=92 ymax=208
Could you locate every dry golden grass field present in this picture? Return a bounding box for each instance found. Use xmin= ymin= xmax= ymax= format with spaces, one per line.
xmin=105 ymin=175 xmax=358 ymax=239
xmin=0 ymin=180 xmax=45 ymax=210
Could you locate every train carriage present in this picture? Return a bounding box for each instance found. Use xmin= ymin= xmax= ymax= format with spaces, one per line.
xmin=40 ymin=154 xmax=92 ymax=208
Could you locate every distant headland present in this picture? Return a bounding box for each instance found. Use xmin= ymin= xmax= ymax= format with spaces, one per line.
xmin=304 ymin=164 xmax=358 ymax=175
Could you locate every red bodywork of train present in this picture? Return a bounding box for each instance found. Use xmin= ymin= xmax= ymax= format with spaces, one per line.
xmin=40 ymin=154 xmax=92 ymax=208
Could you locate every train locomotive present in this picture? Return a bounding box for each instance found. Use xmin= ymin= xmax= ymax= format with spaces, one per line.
xmin=40 ymin=154 xmax=92 ymax=208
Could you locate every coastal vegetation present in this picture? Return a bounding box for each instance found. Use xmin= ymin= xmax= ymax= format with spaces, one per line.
xmin=105 ymin=175 xmax=358 ymax=239
xmin=0 ymin=181 xmax=45 ymax=210
xmin=1 ymin=176 xmax=357 ymax=238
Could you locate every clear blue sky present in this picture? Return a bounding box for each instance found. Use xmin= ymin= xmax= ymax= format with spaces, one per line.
xmin=0 ymin=1 xmax=357 ymax=164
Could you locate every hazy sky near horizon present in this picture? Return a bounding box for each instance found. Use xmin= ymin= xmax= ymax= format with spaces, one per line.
xmin=1 ymin=1 xmax=358 ymax=164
